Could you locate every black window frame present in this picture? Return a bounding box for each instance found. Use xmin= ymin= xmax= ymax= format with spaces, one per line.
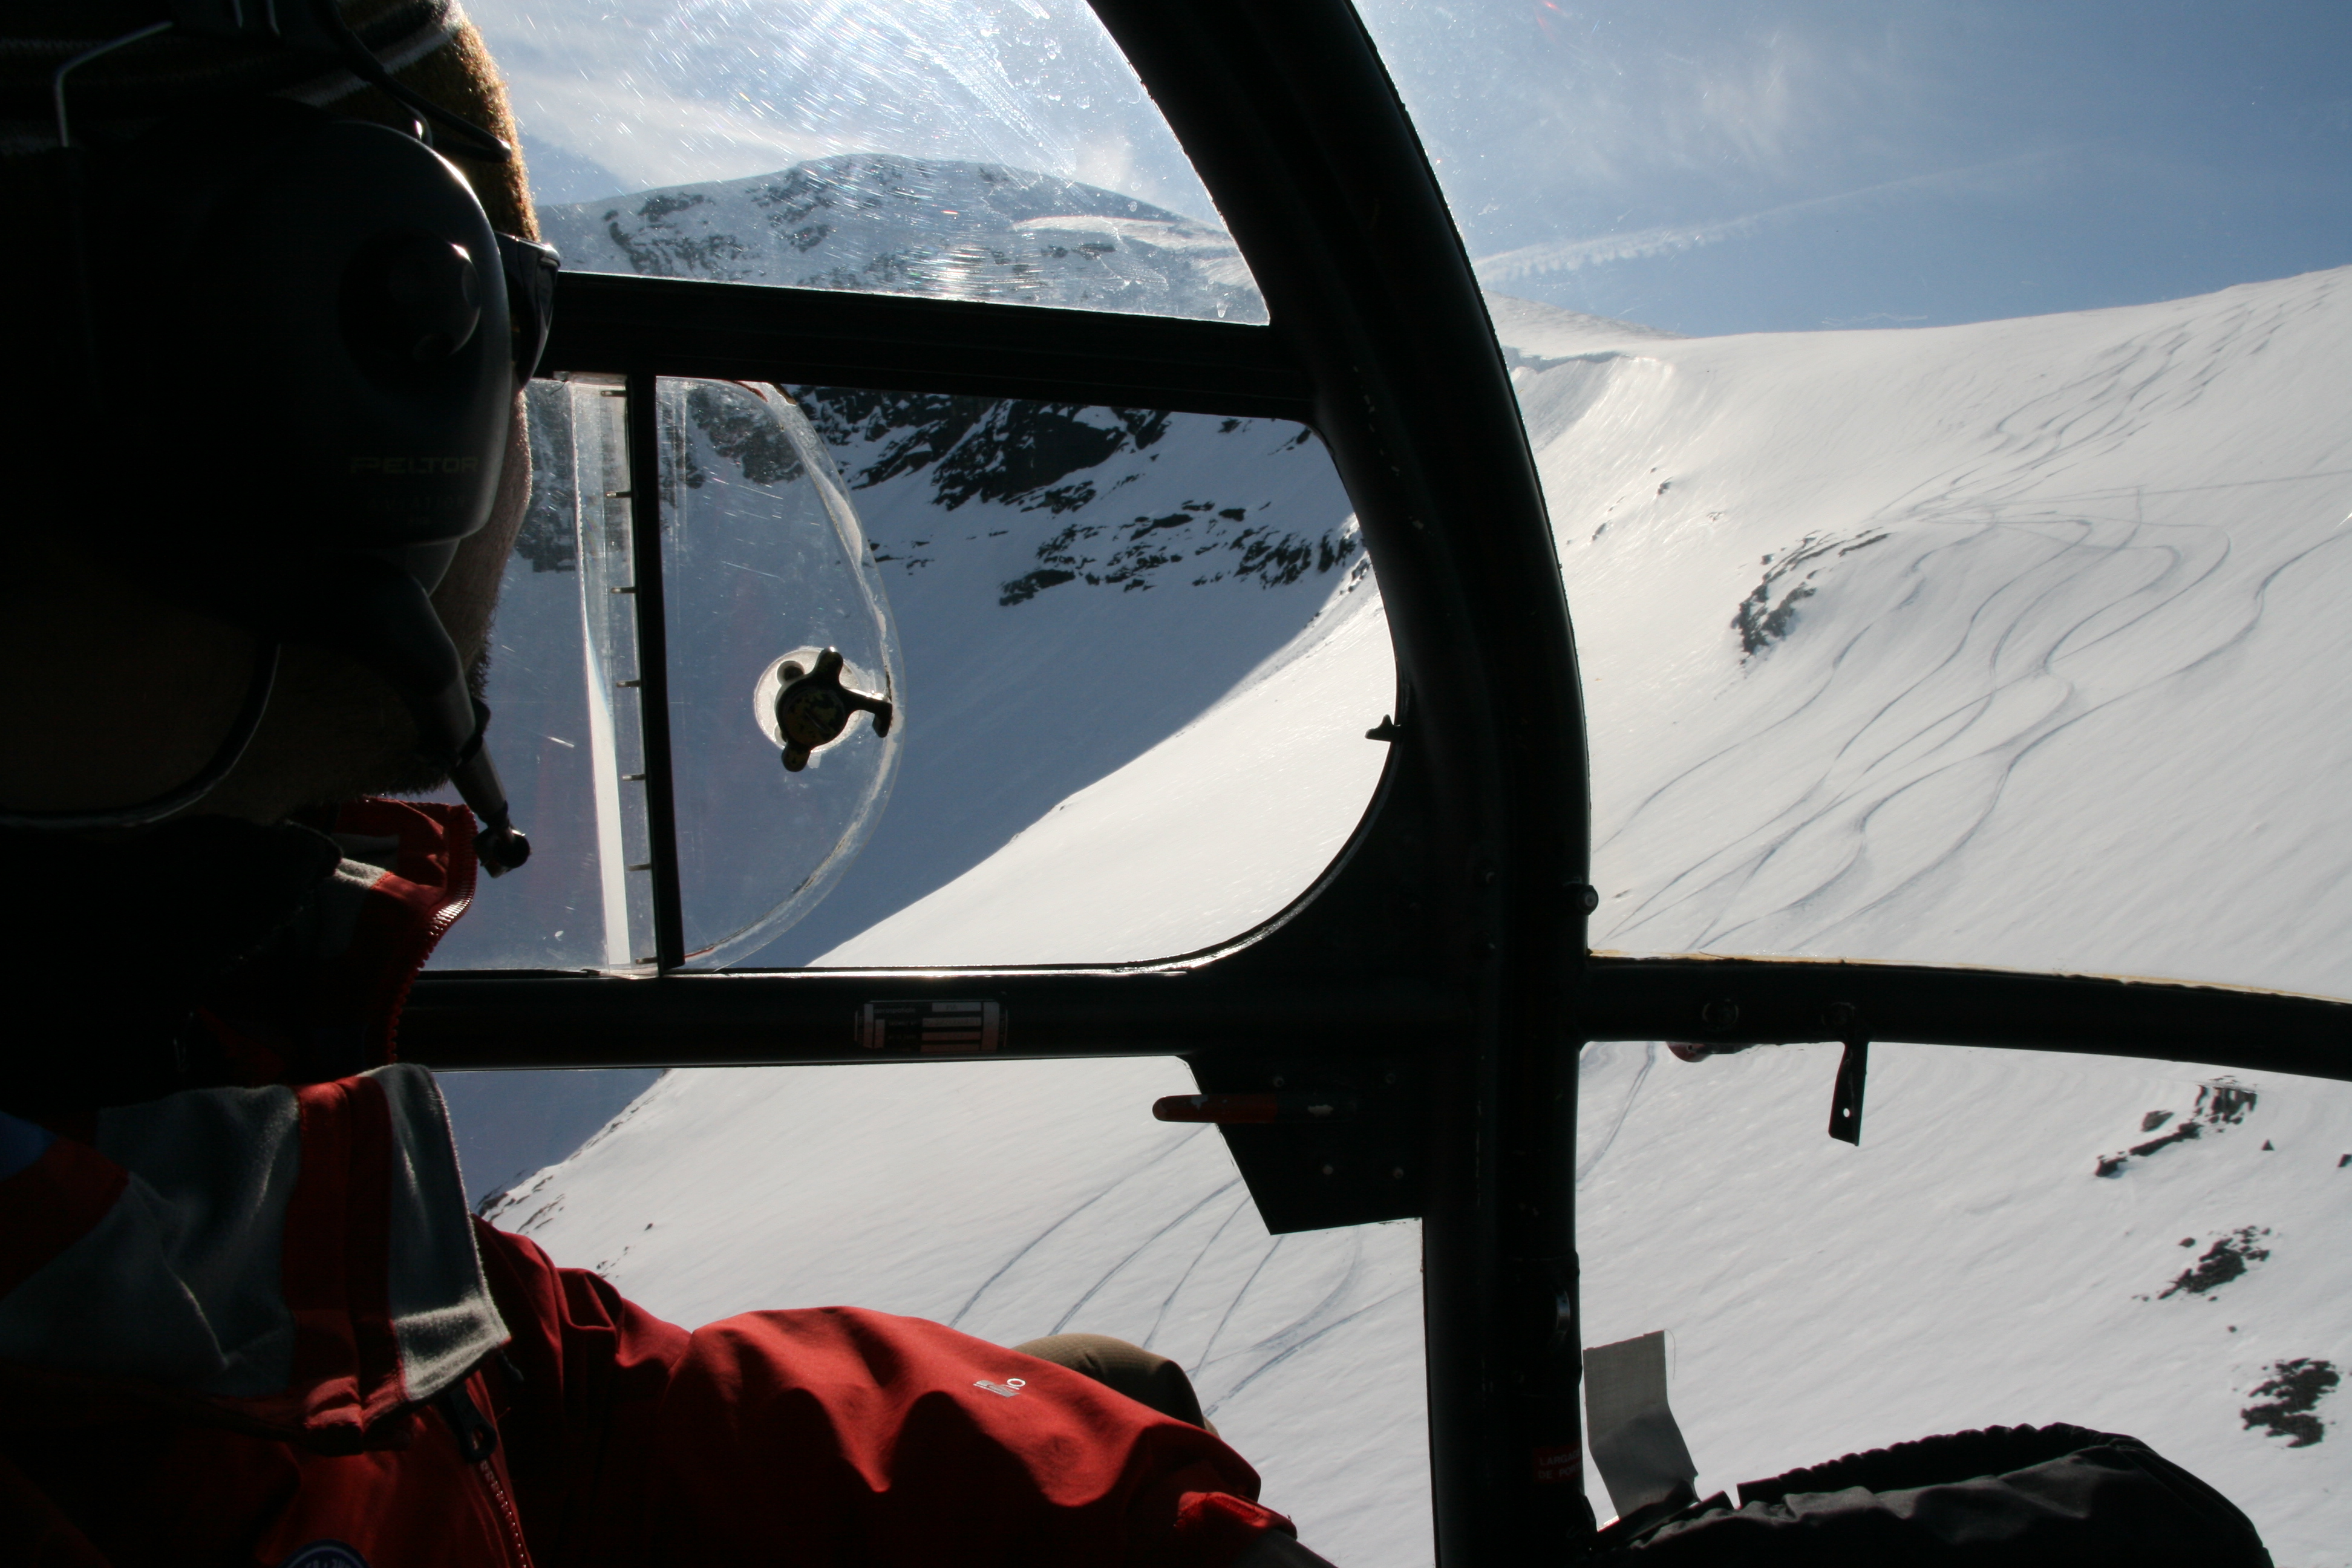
xmin=406 ymin=2 xmax=2352 ymax=1557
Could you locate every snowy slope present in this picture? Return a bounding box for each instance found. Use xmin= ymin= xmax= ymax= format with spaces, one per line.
xmin=750 ymin=391 xmax=1377 ymax=964
xmin=1576 ymin=1042 xmax=2350 ymax=1556
xmin=1554 ymin=268 xmax=2352 ymax=996
xmin=477 ymin=250 xmax=2352 ymax=1564
xmin=812 ymin=555 xmax=1387 ymax=964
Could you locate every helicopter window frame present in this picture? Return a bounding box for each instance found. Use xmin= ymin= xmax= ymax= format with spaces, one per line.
xmin=407 ymin=1 xmax=2352 ymax=1558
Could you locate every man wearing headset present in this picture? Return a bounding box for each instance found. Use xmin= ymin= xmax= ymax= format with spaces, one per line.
xmin=0 ymin=7 xmax=1332 ymax=1565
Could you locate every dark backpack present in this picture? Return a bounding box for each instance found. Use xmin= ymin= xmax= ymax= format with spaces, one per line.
xmin=1598 ymin=1423 xmax=2272 ymax=1565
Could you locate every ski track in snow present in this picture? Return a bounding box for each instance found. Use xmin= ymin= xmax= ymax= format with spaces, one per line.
xmin=1603 ymin=505 xmax=2348 ymax=961
xmin=940 ymin=1126 xmax=1405 ymax=1429
xmin=944 ymin=1126 xmax=1224 ymax=1329
xmin=478 ymin=267 xmax=2352 ymax=1566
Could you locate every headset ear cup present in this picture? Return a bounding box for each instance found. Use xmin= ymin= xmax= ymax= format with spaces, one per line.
xmin=342 ymin=230 xmax=486 ymax=373
xmin=94 ymin=106 xmax=510 ymax=590
xmin=68 ymin=105 xmax=526 ymax=842
xmin=24 ymin=74 xmax=531 ymax=843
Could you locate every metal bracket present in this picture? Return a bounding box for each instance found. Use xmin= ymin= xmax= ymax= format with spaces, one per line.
xmin=1180 ymin=1052 xmax=1427 ymax=1233
xmin=1829 ymin=1039 xmax=1869 ymax=1145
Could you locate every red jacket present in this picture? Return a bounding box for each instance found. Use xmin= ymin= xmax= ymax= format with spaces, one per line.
xmin=0 ymin=801 xmax=1289 ymax=1567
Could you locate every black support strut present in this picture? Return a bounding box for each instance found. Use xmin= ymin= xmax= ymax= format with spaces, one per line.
xmin=621 ymin=371 xmax=685 ymax=971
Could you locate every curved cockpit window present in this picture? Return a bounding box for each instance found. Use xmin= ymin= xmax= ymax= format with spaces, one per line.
xmin=465 ymin=0 xmax=1266 ymax=321
xmin=1359 ymin=0 xmax=2352 ymax=999
xmin=431 ymin=379 xmax=1388 ymax=972
xmin=1356 ymin=4 xmax=2352 ymax=1550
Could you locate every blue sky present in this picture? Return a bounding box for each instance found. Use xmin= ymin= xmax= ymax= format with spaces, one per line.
xmin=1359 ymin=0 xmax=2352 ymax=332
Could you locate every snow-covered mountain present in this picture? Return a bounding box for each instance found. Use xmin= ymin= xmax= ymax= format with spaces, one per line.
xmin=538 ymin=155 xmax=1264 ymax=321
xmin=457 ymin=158 xmax=2351 ymax=1564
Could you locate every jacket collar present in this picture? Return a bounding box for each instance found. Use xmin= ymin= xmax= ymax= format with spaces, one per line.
xmin=0 ymin=799 xmax=500 ymax=1446
xmin=199 ymin=798 xmax=480 ymax=1086
xmin=0 ymin=799 xmax=476 ymax=1110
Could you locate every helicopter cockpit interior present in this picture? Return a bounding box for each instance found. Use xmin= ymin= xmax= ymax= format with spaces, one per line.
xmin=400 ymin=1 xmax=2352 ymax=1560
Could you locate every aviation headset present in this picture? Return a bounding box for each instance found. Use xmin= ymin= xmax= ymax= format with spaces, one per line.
xmin=5 ymin=0 xmax=557 ymax=873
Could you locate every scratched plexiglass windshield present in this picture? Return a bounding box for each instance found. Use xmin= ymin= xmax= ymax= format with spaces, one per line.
xmin=465 ymin=0 xmax=1264 ymax=321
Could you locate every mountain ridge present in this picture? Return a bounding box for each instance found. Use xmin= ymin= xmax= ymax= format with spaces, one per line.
xmin=538 ymin=153 xmax=1265 ymax=322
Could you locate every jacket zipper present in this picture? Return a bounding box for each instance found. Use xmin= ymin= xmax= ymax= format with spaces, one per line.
xmin=440 ymin=1377 xmax=535 ymax=1568
xmin=479 ymin=1453 xmax=535 ymax=1568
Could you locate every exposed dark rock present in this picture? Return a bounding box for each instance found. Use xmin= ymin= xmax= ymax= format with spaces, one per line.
xmin=601 ymin=196 xmax=750 ymax=278
xmin=1030 ymin=482 xmax=1097 ymax=515
xmin=2123 ymin=1119 xmax=2204 ymax=1162
xmin=2158 ymin=1226 xmax=2270 ymax=1298
xmin=2096 ymin=1083 xmax=2258 ymax=1177
xmin=676 ymin=381 xmax=805 ymax=489
xmin=932 ymin=405 xmax=1135 ymax=511
xmin=998 ymin=569 xmax=1075 ymax=606
xmin=2242 ymin=1359 xmax=2337 ymax=1446
xmin=2206 ymin=1085 xmax=2257 ymax=1123
xmin=1733 ymin=531 xmax=1887 ymax=658
xmin=789 ymin=391 xmax=1174 ymax=517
